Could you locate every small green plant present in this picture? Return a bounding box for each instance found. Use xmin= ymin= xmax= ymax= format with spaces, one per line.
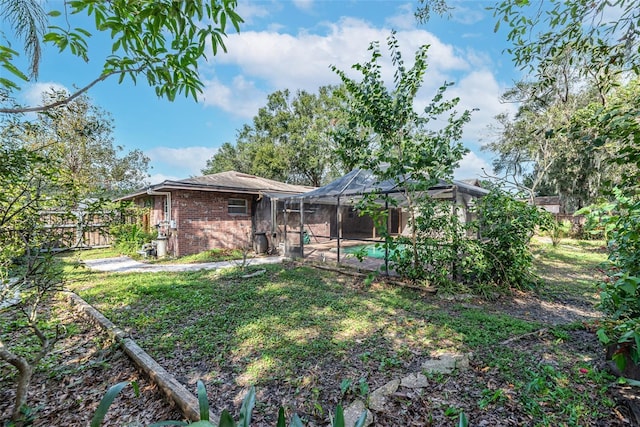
xmin=92 ymin=380 xmax=367 ymax=427
xmin=443 ymin=406 xmax=462 ymax=417
xmin=581 ymin=190 xmax=640 ymax=372
xmin=339 ymin=377 xmax=369 ymax=400
xmin=357 ymin=378 xmax=369 ymax=399
xmin=91 ymin=381 xmax=140 ymax=427
xmin=339 ymin=378 xmax=352 ymax=397
xmin=548 ymin=219 xmax=572 ymax=247
xmin=357 ymin=352 xmax=371 ymax=363
xmin=110 ymin=222 xmax=156 ymax=255
xmin=478 ymin=388 xmax=507 ymax=409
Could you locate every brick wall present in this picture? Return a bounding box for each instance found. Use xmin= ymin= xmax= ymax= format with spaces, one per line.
xmin=171 ymin=190 xmax=253 ymax=256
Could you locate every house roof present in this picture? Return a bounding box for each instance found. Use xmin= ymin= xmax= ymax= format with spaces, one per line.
xmin=459 ymin=178 xmax=482 ymax=187
xmin=117 ymin=171 xmax=315 ymax=200
xmin=533 ymin=196 xmax=561 ymax=205
xmin=285 ymin=168 xmax=489 ymax=202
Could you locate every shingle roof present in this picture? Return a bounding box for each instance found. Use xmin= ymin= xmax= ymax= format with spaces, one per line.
xmin=176 ymin=171 xmax=314 ymax=193
xmin=117 ymin=171 xmax=314 ymax=200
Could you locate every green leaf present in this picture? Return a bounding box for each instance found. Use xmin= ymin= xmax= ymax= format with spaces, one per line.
xmin=227 ymin=10 xmax=244 ymax=32
xmin=48 ymin=10 xmax=62 ymax=17
xmin=332 ymin=405 xmax=345 ymax=427
xmin=218 ymin=410 xmax=236 ymax=427
xmin=1 ymin=62 xmax=29 ymax=82
xmin=75 ymin=27 xmax=93 ymax=38
xmin=340 ymin=378 xmax=352 ymax=395
xmin=289 ymin=413 xmax=304 ymax=427
xmin=131 ymin=381 xmax=140 ymax=397
xmin=90 ymin=381 xmax=130 ymax=427
xmin=220 ymin=12 xmax=227 ymax=33
xmin=197 ymin=380 xmax=210 ymax=421
xmin=613 ymin=351 xmax=628 ymax=372
xmin=0 ymin=76 xmax=20 ymax=91
xmin=276 ymin=408 xmax=286 ymax=427
xmin=458 ymin=412 xmax=469 ymax=427
xmin=621 ymin=377 xmax=640 ymax=387
xmin=237 ymin=386 xmax=256 ymax=427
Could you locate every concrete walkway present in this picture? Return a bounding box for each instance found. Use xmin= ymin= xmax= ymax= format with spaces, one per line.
xmin=83 ymin=255 xmax=285 ymax=273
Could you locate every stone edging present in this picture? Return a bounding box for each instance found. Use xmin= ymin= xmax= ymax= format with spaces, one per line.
xmin=343 ymin=352 xmax=472 ymax=426
xmin=64 ymin=291 xmax=213 ymax=422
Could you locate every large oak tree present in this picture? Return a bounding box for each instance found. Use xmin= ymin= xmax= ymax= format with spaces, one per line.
xmin=203 ymin=86 xmax=347 ymax=187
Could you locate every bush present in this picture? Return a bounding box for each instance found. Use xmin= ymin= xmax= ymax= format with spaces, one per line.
xmin=548 ymin=219 xmax=572 ymax=247
xmin=110 ymin=222 xmax=156 ymax=255
xmin=584 ymin=190 xmax=640 ymax=371
xmin=390 ymin=197 xmax=480 ymax=290
xmin=386 ymin=188 xmax=550 ymax=295
xmin=473 ymin=188 xmax=552 ymax=291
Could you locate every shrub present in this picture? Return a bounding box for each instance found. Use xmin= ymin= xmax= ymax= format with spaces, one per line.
xmin=386 ymin=188 xmax=550 ymax=294
xmin=390 ymin=197 xmax=480 ymax=290
xmin=584 ymin=189 xmax=640 ymax=371
xmin=110 ymin=222 xmax=156 ymax=255
xmin=473 ymin=188 xmax=552 ymax=291
xmin=548 ymin=219 xmax=572 ymax=247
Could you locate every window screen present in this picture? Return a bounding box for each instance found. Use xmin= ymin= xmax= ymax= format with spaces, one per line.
xmin=228 ymin=198 xmax=248 ymax=215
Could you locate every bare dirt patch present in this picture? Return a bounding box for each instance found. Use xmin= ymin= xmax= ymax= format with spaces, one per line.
xmin=0 ymin=302 xmax=183 ymax=426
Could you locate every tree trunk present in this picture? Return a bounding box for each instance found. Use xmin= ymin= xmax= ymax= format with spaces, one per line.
xmin=0 ymin=342 xmax=34 ymax=422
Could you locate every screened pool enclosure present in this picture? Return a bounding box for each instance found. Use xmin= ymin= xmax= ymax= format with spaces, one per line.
xmin=279 ymin=168 xmax=489 ymax=272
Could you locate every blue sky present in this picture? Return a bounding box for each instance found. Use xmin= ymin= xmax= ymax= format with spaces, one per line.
xmin=10 ymin=0 xmax=523 ymax=184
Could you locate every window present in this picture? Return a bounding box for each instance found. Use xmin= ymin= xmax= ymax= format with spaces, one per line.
xmin=228 ymin=198 xmax=248 ymax=215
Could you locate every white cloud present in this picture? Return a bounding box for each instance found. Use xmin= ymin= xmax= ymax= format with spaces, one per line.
xmin=451 ymin=5 xmax=486 ymax=25
xmin=200 ymin=75 xmax=267 ymax=117
xmin=385 ymin=3 xmax=417 ymax=30
xmin=23 ymin=82 xmax=68 ymax=107
xmin=146 ymin=146 xmax=219 ymax=178
xmin=293 ymin=0 xmax=314 ymax=12
xmin=202 ymin=17 xmax=470 ymax=118
xmin=147 ymin=173 xmax=182 ymax=185
xmin=454 ymin=150 xmax=493 ymax=180
xmin=235 ymin=2 xmax=271 ymax=25
xmin=446 ymin=69 xmax=517 ymax=147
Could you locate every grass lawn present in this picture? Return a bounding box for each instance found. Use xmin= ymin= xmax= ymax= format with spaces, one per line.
xmin=65 ymin=246 xmax=249 ymax=264
xmin=63 ymin=238 xmax=624 ymax=426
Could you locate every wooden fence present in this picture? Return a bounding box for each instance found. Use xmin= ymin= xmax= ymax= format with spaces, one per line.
xmin=40 ymin=210 xmax=113 ymax=250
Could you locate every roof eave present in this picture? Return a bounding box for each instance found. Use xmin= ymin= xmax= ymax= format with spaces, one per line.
xmin=114 ymin=181 xmax=308 ymax=201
